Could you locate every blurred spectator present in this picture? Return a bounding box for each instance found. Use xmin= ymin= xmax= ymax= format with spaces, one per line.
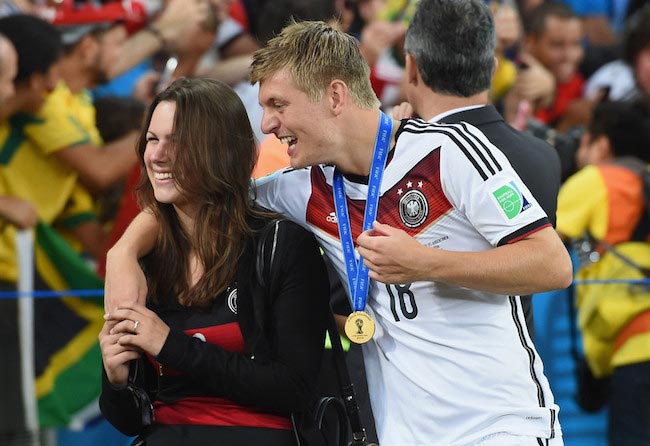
xmin=0 ymin=31 xmax=34 ymax=233
xmin=504 ymin=2 xmax=589 ymax=131
xmin=44 ymin=12 xmax=144 ymax=259
xmin=558 ymin=100 xmax=650 ymax=243
xmin=89 ymin=0 xmax=211 ymax=103
xmin=627 ymin=0 xmax=650 ymax=18
xmin=0 ymin=33 xmax=15 ymax=104
xmin=488 ymin=0 xmax=524 ymax=102
xmin=0 ymin=13 xmax=63 ymax=446
xmin=103 ymin=0 xmax=210 ymax=80
xmin=128 ymin=0 xmax=265 ymax=137
xmin=346 ymin=0 xmax=406 ymax=68
xmin=249 ymin=0 xmax=336 ymax=44
xmin=556 ymin=99 xmax=650 ymax=446
xmin=0 ymin=12 xmax=63 ymax=245
xmin=585 ymin=4 xmax=650 ymax=101
xmin=93 ymin=96 xmax=146 ymax=225
xmin=353 ymin=0 xmax=407 ymax=107
xmin=377 ymin=0 xmax=527 ymax=107
xmin=0 ymin=0 xmax=42 ymax=17
xmin=191 ymin=0 xmax=260 ymax=85
xmin=556 ymin=0 xmax=628 ymax=45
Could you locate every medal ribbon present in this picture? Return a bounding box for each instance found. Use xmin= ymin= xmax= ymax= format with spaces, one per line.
xmin=333 ymin=111 xmax=392 ymax=312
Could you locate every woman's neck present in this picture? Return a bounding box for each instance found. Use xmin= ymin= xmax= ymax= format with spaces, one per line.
xmin=187 ymin=251 xmax=204 ymax=288
xmin=174 ymin=204 xmax=197 ymax=237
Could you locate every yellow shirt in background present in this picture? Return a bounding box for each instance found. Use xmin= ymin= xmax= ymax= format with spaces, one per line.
xmin=0 ymin=82 xmax=101 ymax=282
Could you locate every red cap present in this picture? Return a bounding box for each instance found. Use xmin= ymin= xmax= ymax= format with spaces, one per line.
xmin=51 ymin=0 xmax=147 ymax=34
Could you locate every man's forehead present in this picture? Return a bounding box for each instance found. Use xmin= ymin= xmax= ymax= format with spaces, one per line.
xmin=259 ymin=70 xmax=300 ymax=99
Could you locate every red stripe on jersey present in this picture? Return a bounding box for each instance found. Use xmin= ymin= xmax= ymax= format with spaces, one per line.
xmin=154 ymin=396 xmax=292 ymax=429
xmin=506 ymin=223 xmax=552 ymax=244
xmin=306 ymin=149 xmax=452 ymax=241
xmin=147 ymin=322 xmax=245 ymax=376
xmin=184 ymin=323 xmax=245 ymax=354
xmin=306 ymin=168 xmax=364 ymax=240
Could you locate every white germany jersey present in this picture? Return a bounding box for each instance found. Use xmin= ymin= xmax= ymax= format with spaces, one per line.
xmin=255 ymin=119 xmax=561 ymax=446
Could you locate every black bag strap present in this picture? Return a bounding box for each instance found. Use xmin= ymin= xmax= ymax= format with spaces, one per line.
xmin=571 ymin=230 xmax=650 ymax=356
xmin=324 ymin=309 xmax=368 ymax=445
xmin=594 ymin=235 xmax=650 ymax=278
xmin=566 ymin=280 xmax=580 ymax=362
xmin=127 ymin=356 xmax=154 ymax=427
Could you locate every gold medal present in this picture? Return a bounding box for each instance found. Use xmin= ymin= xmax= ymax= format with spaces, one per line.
xmin=344 ymin=311 xmax=376 ymax=344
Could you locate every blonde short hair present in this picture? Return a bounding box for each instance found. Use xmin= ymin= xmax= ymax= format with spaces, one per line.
xmin=250 ymin=21 xmax=380 ymax=110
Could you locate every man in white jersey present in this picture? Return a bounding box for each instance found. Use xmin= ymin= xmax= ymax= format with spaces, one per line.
xmin=104 ymin=18 xmax=572 ymax=446
xmin=388 ymin=0 xmax=563 ymax=341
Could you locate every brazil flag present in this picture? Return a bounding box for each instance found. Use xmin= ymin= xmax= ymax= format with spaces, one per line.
xmin=33 ymin=222 xmax=104 ymax=427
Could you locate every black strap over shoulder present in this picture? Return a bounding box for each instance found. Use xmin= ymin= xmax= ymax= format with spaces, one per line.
xmin=252 ymin=219 xmax=373 ymax=446
xmin=255 ymin=218 xmax=282 ymax=292
xmin=324 ymin=310 xmax=369 ymax=445
xmin=236 ymin=218 xmax=283 ymax=360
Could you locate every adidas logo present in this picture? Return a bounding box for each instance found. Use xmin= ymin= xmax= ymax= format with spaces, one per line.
xmin=326 ymin=212 xmax=338 ymax=223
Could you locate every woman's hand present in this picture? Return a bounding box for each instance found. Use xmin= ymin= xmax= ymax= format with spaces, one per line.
xmin=99 ymin=320 xmax=141 ymax=386
xmin=105 ymin=304 xmax=171 ymax=357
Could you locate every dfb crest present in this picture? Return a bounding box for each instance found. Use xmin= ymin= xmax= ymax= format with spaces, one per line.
xmin=399 ymin=189 xmax=429 ymax=228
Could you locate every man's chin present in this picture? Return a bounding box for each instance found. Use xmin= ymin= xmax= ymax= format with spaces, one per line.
xmin=289 ymin=157 xmax=306 ymax=170
xmin=556 ymin=69 xmax=577 ymax=85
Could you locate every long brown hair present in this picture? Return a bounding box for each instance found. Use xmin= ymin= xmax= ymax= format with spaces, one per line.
xmin=137 ymin=77 xmax=266 ymax=308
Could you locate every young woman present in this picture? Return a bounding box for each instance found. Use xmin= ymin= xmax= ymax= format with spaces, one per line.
xmin=99 ymin=77 xmax=330 ymax=445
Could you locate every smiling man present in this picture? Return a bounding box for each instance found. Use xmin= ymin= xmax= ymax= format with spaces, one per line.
xmin=504 ymin=2 xmax=586 ymax=130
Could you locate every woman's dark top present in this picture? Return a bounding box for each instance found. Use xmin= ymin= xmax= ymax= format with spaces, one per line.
xmin=99 ymin=219 xmax=330 ymax=445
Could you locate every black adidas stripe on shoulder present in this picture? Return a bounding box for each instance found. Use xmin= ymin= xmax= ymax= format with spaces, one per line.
xmin=402 ymin=119 xmax=502 ymax=181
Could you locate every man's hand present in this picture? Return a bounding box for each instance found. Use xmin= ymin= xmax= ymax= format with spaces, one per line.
xmin=356 ymin=221 xmax=431 ymax=284
xmin=511 ymin=53 xmax=556 ymax=108
xmin=153 ymin=0 xmax=210 ymax=45
xmin=131 ymin=70 xmax=160 ymax=105
xmin=359 ymin=21 xmax=406 ymax=67
xmin=0 ymin=196 xmax=38 ymax=229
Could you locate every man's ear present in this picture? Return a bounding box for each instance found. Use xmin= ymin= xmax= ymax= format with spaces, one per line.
xmin=328 ymin=79 xmax=349 ymax=116
xmin=405 ymin=53 xmax=419 ymax=87
xmin=493 ymin=56 xmax=499 ymax=77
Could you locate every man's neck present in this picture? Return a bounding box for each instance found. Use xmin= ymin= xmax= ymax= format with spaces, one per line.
xmin=335 ymin=109 xmax=398 ymax=177
xmin=416 ymin=89 xmax=489 ymax=121
xmin=59 ymin=57 xmax=90 ymax=95
xmin=0 ymin=90 xmax=36 ymax=120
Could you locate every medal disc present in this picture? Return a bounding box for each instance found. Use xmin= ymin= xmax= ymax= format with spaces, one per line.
xmin=344 ymin=311 xmax=376 ymax=344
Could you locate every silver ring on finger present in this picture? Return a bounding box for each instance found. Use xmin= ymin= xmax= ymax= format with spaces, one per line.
xmin=133 ymin=320 xmax=140 ymax=333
